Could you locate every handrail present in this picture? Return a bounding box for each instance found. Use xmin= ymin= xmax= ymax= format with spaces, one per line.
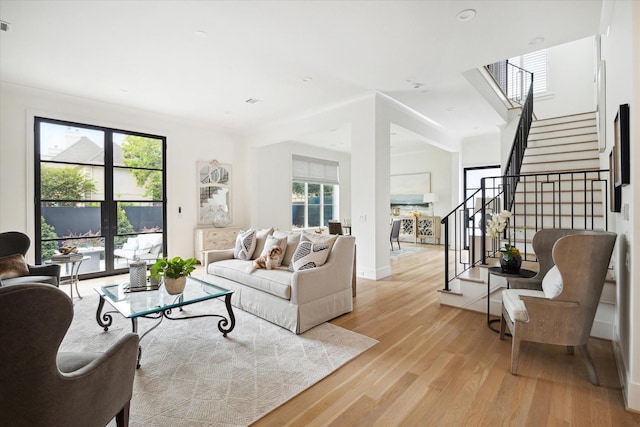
xmin=441 ymin=169 xmax=610 ymax=291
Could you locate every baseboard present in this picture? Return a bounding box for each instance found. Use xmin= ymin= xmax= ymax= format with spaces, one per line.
xmin=613 ymin=338 xmax=640 ymax=413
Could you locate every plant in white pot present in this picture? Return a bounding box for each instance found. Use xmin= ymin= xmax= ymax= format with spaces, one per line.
xmin=150 ymin=256 xmax=198 ymax=295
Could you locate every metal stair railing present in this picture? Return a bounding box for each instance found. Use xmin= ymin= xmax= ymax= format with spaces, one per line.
xmin=441 ymin=169 xmax=611 ymax=291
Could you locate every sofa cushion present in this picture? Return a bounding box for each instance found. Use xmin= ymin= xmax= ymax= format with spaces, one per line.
xmin=137 ymin=234 xmax=161 ymax=253
xmin=121 ymin=237 xmax=139 ymax=251
xmin=288 ymin=240 xmax=331 ymax=272
xmin=542 ymin=265 xmax=563 ymax=299
xmin=502 ymin=289 xmax=547 ymax=322
xmin=251 ymin=228 xmax=275 ymax=260
xmin=0 ymin=254 xmax=30 ymax=279
xmin=234 ymin=229 xmax=257 ymax=260
xmin=273 ymin=230 xmax=301 ymax=267
xmin=208 ymin=259 xmax=292 ymax=299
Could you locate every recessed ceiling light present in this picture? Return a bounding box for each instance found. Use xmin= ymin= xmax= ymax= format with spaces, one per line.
xmin=194 ymin=30 xmax=208 ymax=38
xmin=529 ymin=37 xmax=545 ymax=45
xmin=245 ymin=98 xmax=263 ymax=104
xmin=456 ymin=9 xmax=476 ymax=22
xmin=0 ymin=21 xmax=10 ymax=32
xmin=302 ymin=76 xmax=313 ymax=83
xmin=446 ymin=107 xmax=455 ymax=112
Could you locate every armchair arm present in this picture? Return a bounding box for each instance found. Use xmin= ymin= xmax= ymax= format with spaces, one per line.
xmin=57 ymin=333 xmax=139 ymax=427
xmin=204 ymin=249 xmax=235 ymax=272
xmin=28 ymin=263 xmax=61 ymax=280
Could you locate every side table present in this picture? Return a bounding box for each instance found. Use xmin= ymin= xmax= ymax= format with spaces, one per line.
xmin=46 ymin=256 xmax=89 ymax=302
xmin=486 ymin=266 xmax=536 ymax=333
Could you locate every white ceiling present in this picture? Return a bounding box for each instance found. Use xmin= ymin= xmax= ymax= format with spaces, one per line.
xmin=0 ymin=1 xmax=603 ymax=151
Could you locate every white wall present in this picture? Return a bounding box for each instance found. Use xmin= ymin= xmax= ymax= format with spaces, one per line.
xmin=0 ymin=82 xmax=245 ymax=261
xmin=461 ymin=131 xmax=501 ymax=168
xmin=534 ymin=36 xmax=596 ymax=119
xmin=600 ymin=0 xmax=639 ymax=411
xmin=251 ymin=141 xmax=351 ymax=231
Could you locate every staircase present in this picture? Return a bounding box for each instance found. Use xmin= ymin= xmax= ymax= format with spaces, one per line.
xmin=440 ymin=111 xmax=615 ymax=339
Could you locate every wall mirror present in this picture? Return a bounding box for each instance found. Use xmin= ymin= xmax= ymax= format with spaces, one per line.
xmin=197 ymin=160 xmax=232 ymax=226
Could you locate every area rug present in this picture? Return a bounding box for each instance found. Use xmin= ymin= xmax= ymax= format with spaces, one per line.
xmin=390 ymin=244 xmax=428 ymax=258
xmin=60 ymin=294 xmax=377 ymax=427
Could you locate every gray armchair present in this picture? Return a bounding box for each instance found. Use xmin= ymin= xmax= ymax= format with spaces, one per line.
xmin=0 ymin=231 xmax=60 ymax=287
xmin=500 ymin=231 xmax=616 ymax=385
xmin=0 ymin=283 xmax=139 ymax=427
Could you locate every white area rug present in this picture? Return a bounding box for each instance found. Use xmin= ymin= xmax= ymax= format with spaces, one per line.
xmin=61 ymin=294 xmax=377 ymax=426
xmin=390 ymin=245 xmax=428 ymax=258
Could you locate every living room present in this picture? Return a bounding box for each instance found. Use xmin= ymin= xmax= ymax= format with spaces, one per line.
xmin=1 ymin=0 xmax=639 ymax=424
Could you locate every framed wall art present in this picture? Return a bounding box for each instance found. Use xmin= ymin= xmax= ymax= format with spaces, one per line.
xmin=614 ymin=103 xmax=630 ymax=186
xmin=609 ymin=150 xmax=621 ymax=213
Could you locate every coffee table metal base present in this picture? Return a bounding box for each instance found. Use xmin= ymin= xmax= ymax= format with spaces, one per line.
xmin=96 ymin=293 xmax=235 ymax=368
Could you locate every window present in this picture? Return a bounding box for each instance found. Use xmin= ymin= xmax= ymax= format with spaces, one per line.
xmin=509 ymin=49 xmax=548 ymax=95
xmin=291 ymin=155 xmax=339 ymax=229
xmin=35 ymin=118 xmax=166 ymax=278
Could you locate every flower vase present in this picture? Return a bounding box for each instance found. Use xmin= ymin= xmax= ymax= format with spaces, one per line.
xmin=164 ymin=276 xmax=187 ymax=295
xmin=500 ymin=254 xmax=522 ymax=274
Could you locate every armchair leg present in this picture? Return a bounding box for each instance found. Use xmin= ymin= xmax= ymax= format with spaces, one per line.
xmin=577 ymin=344 xmax=599 ymax=386
xmin=499 ymin=311 xmax=506 ymax=340
xmin=510 ymin=334 xmax=521 ymax=376
xmin=116 ymin=401 xmax=131 ymax=427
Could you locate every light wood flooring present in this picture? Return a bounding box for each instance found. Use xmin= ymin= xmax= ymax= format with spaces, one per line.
xmin=251 ymin=244 xmax=640 ymax=427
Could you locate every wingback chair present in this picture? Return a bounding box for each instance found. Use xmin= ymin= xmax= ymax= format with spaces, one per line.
xmin=0 ymin=283 xmax=139 ymax=427
xmin=0 ymin=231 xmax=60 ymax=287
xmin=500 ymin=231 xmax=616 ymax=385
xmin=507 ymin=228 xmax=594 ymax=290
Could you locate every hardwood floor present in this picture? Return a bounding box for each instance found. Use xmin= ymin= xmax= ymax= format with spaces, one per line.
xmin=252 ymin=244 xmax=640 ymax=427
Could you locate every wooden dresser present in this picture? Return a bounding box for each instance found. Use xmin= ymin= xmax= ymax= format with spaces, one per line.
xmin=194 ymin=227 xmax=241 ymax=264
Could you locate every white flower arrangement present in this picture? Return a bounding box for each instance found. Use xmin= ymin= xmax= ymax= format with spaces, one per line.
xmin=485 ymin=210 xmax=513 ymax=239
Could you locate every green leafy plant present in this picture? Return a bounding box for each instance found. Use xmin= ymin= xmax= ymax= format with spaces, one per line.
xmin=499 ymin=243 xmax=521 ymax=261
xmin=150 ymin=256 xmax=197 ymax=280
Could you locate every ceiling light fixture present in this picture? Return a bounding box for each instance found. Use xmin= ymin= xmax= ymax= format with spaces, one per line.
xmin=245 ymin=98 xmax=263 ymax=104
xmin=302 ymin=76 xmax=313 ymax=83
xmin=456 ymin=9 xmax=477 ymax=22
xmin=0 ymin=20 xmax=10 ymax=32
xmin=194 ymin=30 xmax=208 ymax=38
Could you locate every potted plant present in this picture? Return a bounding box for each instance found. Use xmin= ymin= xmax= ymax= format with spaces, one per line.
xmin=150 ymin=256 xmax=198 ymax=295
xmin=486 ymin=210 xmax=522 ymax=273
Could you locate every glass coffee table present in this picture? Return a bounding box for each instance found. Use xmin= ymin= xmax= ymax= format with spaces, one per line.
xmin=95 ymin=276 xmax=235 ymax=368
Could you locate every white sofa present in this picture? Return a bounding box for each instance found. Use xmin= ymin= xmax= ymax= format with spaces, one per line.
xmin=204 ymin=233 xmax=355 ymax=334
xmin=113 ymin=234 xmax=163 ymax=262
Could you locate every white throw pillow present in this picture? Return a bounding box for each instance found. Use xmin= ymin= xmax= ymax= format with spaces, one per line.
xmin=301 ymin=232 xmax=338 ymax=250
xmin=122 ymin=237 xmax=139 ymax=251
xmin=273 ymin=230 xmax=301 ymax=267
xmin=259 ymin=235 xmax=288 ymax=267
xmin=234 ymin=229 xmax=257 ymax=260
xmin=288 ymin=240 xmax=332 ymax=272
xmin=542 ymin=265 xmax=563 ymax=299
xmin=251 ymin=228 xmax=275 ymax=260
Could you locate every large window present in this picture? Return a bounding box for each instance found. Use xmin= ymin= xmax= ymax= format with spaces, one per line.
xmin=35 ymin=118 xmax=166 ymax=277
xmin=291 ymin=155 xmax=339 ymax=229
xmin=509 ymin=49 xmax=548 ymax=95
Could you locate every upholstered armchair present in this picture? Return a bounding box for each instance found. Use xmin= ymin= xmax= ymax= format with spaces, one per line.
xmin=500 ymin=231 xmax=616 ymax=385
xmin=507 ymin=228 xmax=592 ymax=290
xmin=0 ymin=283 xmax=139 ymax=427
xmin=0 ymin=231 xmax=60 ymax=287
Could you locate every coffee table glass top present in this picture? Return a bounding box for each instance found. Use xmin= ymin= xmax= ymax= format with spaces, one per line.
xmin=95 ymin=276 xmax=232 ymax=318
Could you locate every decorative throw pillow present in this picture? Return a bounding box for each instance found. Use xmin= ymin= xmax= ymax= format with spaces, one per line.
xmin=542 ymin=265 xmax=563 ymax=299
xmin=288 ymin=240 xmax=332 ymax=272
xmin=251 ymin=228 xmax=275 ymax=260
xmin=234 ymin=229 xmax=257 ymax=260
xmin=273 ymin=230 xmax=301 ymax=267
xmin=301 ymin=232 xmax=338 ymax=250
xmin=0 ymin=254 xmax=30 ymax=279
xmin=258 ymin=235 xmax=288 ymax=267
xmin=122 ymin=237 xmax=139 ymax=251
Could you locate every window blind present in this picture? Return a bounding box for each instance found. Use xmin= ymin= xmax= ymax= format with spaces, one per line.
xmin=292 ymin=155 xmax=339 ymax=185
xmin=510 ymin=49 xmax=547 ymax=94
